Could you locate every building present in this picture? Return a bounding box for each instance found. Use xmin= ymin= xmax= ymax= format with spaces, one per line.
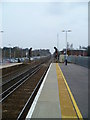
xmin=60 ymin=49 xmax=88 ymax=56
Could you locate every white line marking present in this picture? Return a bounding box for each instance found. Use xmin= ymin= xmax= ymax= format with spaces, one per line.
xmin=26 ymin=63 xmax=52 ymax=119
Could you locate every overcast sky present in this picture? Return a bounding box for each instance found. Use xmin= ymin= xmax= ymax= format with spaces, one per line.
xmin=0 ymin=1 xmax=88 ymax=53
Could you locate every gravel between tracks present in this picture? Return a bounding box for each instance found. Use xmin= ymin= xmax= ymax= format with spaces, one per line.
xmin=2 ymin=62 xmax=50 ymax=119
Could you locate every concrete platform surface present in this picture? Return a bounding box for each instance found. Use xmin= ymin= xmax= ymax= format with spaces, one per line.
xmin=26 ymin=63 xmax=88 ymax=119
xmin=0 ymin=63 xmax=22 ymax=69
xmin=26 ymin=63 xmax=61 ymax=118
xmin=59 ymin=63 xmax=88 ymax=118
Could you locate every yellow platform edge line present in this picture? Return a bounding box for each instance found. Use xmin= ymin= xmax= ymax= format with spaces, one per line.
xmin=56 ymin=63 xmax=83 ymax=120
xmin=56 ymin=63 xmax=77 ymax=118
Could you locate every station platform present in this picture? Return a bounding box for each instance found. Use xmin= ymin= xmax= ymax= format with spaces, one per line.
xmin=0 ymin=63 xmax=22 ymax=69
xmin=26 ymin=63 xmax=88 ymax=119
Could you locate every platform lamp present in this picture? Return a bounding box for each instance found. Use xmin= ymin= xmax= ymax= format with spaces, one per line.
xmin=0 ymin=30 xmax=4 ymax=63
xmin=62 ymin=30 xmax=71 ymax=65
xmin=8 ymin=44 xmax=11 ymax=61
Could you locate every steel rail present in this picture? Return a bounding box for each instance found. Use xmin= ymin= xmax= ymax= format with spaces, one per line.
xmin=0 ymin=61 xmax=35 ymax=79
xmin=17 ymin=65 xmax=49 ymax=120
xmin=1 ymin=58 xmax=51 ymax=103
xmin=0 ymin=65 xmax=42 ymax=103
xmin=0 ymin=64 xmax=25 ymax=79
xmin=0 ymin=64 xmax=39 ymax=87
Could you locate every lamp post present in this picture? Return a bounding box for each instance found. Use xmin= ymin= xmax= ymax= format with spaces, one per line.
xmin=14 ymin=51 xmax=15 ymax=59
xmin=8 ymin=44 xmax=11 ymax=61
xmin=62 ymin=30 xmax=71 ymax=65
xmin=57 ymin=33 xmax=59 ymax=50
xmin=0 ymin=30 xmax=4 ymax=63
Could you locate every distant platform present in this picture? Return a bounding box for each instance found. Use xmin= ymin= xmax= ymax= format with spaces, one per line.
xmin=0 ymin=63 xmax=22 ymax=69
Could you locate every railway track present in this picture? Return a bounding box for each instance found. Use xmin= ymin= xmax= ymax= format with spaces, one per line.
xmin=1 ymin=60 xmax=38 ymax=83
xmin=2 ymin=57 xmax=51 ymax=119
xmin=1 ymin=59 xmax=47 ymax=88
xmin=0 ymin=64 xmax=41 ymax=102
xmin=0 ymin=59 xmax=49 ymax=102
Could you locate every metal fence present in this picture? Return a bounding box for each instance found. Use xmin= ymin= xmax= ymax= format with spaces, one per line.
xmin=67 ymin=55 xmax=90 ymax=68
